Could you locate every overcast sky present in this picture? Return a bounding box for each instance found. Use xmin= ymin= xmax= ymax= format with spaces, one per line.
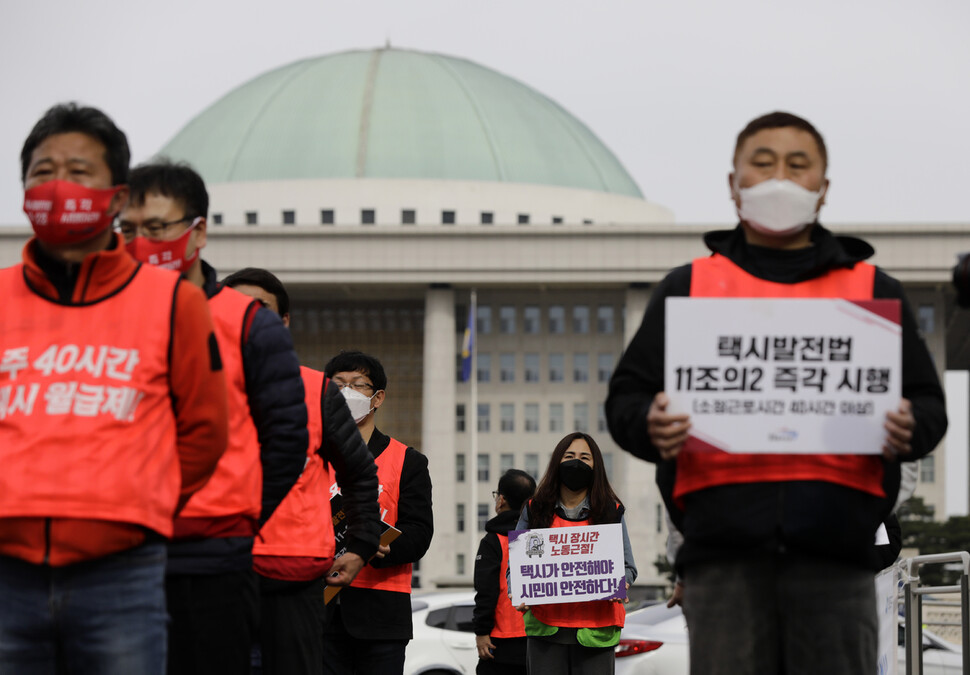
xmin=2 ymin=0 xmax=968 ymax=226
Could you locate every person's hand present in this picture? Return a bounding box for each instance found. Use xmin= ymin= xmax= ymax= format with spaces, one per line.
xmin=666 ymin=581 xmax=684 ymax=608
xmin=373 ymin=544 xmax=390 ymax=560
xmin=325 ymin=553 xmax=365 ymax=586
xmin=515 ymin=603 xmax=530 ymax=614
xmin=648 ymin=392 xmax=691 ymax=460
xmin=476 ymin=635 xmax=496 ymax=660
xmin=613 ymin=581 xmax=631 ymax=604
xmin=883 ymin=398 xmax=915 ymax=462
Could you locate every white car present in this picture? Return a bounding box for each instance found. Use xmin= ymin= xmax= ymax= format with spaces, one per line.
xmin=405 ymin=591 xmax=687 ymax=675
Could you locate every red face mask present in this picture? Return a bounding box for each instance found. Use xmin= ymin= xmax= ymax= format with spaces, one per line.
xmin=125 ymin=218 xmax=202 ymax=272
xmin=23 ymin=179 xmax=121 ymax=246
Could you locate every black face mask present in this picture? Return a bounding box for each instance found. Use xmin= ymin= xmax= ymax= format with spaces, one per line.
xmin=558 ymin=459 xmax=594 ymax=492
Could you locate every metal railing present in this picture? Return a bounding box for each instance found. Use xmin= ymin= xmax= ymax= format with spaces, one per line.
xmin=900 ymin=551 xmax=969 ymax=675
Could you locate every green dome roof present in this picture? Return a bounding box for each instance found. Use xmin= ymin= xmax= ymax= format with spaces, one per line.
xmin=159 ymin=48 xmax=643 ymax=198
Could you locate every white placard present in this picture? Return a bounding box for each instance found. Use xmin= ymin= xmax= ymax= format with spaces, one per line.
xmin=666 ymin=298 xmax=901 ymax=454
xmin=508 ymin=523 xmax=625 ymax=606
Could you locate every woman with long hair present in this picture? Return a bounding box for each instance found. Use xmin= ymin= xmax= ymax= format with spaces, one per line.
xmin=515 ymin=432 xmax=637 ymax=674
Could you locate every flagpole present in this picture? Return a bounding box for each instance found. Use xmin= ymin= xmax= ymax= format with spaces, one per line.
xmin=469 ymin=289 xmax=478 ymax=579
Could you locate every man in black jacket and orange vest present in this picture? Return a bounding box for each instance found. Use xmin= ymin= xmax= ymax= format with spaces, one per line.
xmin=322 ymin=350 xmax=434 ymax=675
xmin=473 ymin=469 xmax=536 ymax=675
xmin=606 ymin=111 xmax=947 ymax=675
xmin=0 ymin=103 xmax=228 ymax=673
xmin=120 ymin=162 xmax=309 ymax=675
xmin=222 ymin=267 xmax=382 ymax=675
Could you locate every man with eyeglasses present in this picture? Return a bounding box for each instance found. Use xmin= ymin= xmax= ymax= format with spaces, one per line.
xmin=1 ymin=104 xmax=229 ymax=674
xmin=221 ymin=267 xmax=382 ymax=675
xmin=321 ymin=350 xmax=434 ymax=675
xmin=119 ymin=161 xmax=309 ymax=674
xmin=473 ymin=469 xmax=536 ymax=675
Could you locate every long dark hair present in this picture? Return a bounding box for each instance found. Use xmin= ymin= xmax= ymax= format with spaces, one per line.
xmin=528 ymin=432 xmax=621 ymax=529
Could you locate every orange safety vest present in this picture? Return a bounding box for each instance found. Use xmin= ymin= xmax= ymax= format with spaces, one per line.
xmin=175 ymin=287 xmax=261 ymax=535
xmin=348 ymin=437 xmax=412 ymax=593
xmin=674 ymin=253 xmax=885 ymax=501
xmin=253 ymin=367 xmax=334 ymax=558
xmin=0 ymin=264 xmax=182 ymax=537
xmin=491 ymin=533 xmax=527 ymax=638
xmin=529 ymin=513 xmax=626 ymax=629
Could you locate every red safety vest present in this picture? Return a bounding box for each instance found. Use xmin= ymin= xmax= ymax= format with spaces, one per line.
xmin=0 ymin=264 xmax=182 ymax=537
xmin=349 ymin=437 xmax=412 ymax=593
xmin=530 ymin=512 xmax=626 ymax=629
xmin=175 ymin=287 xmax=261 ymax=536
xmin=253 ymin=367 xmax=334 ymax=558
xmin=491 ymin=533 xmax=527 ymax=638
xmin=674 ymin=253 xmax=885 ymax=502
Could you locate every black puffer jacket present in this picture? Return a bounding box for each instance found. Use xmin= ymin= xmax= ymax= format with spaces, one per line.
xmin=606 ymin=224 xmax=947 ymax=571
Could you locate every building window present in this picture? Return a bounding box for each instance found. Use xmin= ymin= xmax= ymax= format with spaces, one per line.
xmin=603 ymin=452 xmax=614 ymax=482
xmin=477 ymin=404 xmax=490 ymax=433
xmin=598 ymin=353 xmax=614 ymax=383
xmin=477 ymin=504 xmax=489 ymax=531
xmin=583 ymin=219 xmax=593 ymax=225
xmin=477 ymin=454 xmax=490 ymax=482
xmin=501 ymin=403 xmax=515 ymax=432
xmin=573 ymin=403 xmax=589 ymax=433
xmin=524 ymin=353 xmax=540 ymax=382
xmin=549 ymin=403 xmax=564 ymax=433
xmin=457 ymin=503 xmax=465 ymax=533
xmin=442 ymin=210 xmax=456 ymax=225
xmin=477 ymin=353 xmax=491 ymax=383
xmin=457 ymin=553 xmax=465 ymax=576
xmin=477 ymin=305 xmax=492 ymax=334
xmin=282 ymin=210 xmax=296 ymax=225
xmin=656 ymin=503 xmax=663 ymax=533
xmin=501 ymin=453 xmax=515 ymax=475
xmin=549 ymin=353 xmax=564 ymax=382
xmin=500 ymin=306 xmax=516 ymax=334
xmin=524 ymin=403 xmax=539 ymax=432
xmin=597 ymin=306 xmax=615 ymax=333
xmin=361 ymin=209 xmax=376 ymax=225
xmin=573 ymin=353 xmax=589 ymax=383
xmin=500 ymin=353 xmax=515 ymax=382
xmin=919 ymin=455 xmax=935 ymax=483
xmin=456 ymin=454 xmax=465 ymax=482
xmin=525 ymin=453 xmax=539 ymax=480
xmin=321 ymin=209 xmax=335 ymax=225
xmin=597 ymin=403 xmax=607 ymax=432
xmin=456 ymin=404 xmax=466 ymax=432
xmin=517 ymin=213 xmax=530 ymax=225
xmin=918 ymin=304 xmax=935 ymax=334
xmin=402 ymin=209 xmax=416 ymax=224
xmin=212 ymin=213 xmax=223 ymax=225
xmin=523 ymin=306 xmax=540 ymax=334
xmin=573 ymin=306 xmax=590 ymax=333
xmin=481 ymin=211 xmax=494 ymax=225
xmin=245 ymin=211 xmax=258 ymax=226
xmin=549 ymin=306 xmax=565 ymax=334
xmin=552 ymin=216 xmax=563 ymax=224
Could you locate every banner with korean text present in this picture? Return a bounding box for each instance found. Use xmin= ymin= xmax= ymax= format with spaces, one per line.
xmin=665 ymin=298 xmax=901 ymax=454
xmin=508 ymin=523 xmax=625 ymax=606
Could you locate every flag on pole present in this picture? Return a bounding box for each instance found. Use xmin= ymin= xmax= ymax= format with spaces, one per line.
xmin=461 ymin=305 xmax=475 ymax=382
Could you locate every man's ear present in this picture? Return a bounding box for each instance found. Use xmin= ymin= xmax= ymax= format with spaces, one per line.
xmin=282 ymin=312 xmax=291 ymax=328
xmin=728 ymin=172 xmax=741 ymax=210
xmin=371 ymin=389 xmax=386 ymax=410
xmin=194 ymin=217 xmax=208 ymax=250
xmin=109 ymin=186 xmax=129 ymax=217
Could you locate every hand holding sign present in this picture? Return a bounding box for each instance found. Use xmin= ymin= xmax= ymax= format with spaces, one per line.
xmin=648 ymin=392 xmax=691 ymax=460
xmin=882 ymin=398 xmax=915 ymax=461
xmin=325 ymin=552 xmax=366 ymax=587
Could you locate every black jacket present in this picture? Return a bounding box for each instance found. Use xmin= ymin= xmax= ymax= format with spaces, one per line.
xmin=606 ymin=224 xmax=947 ymax=571
xmin=317 ymin=379 xmax=381 ymax=561
xmin=472 ymin=509 xmax=520 ymax=636
xmin=324 ymin=429 xmax=434 ymax=640
xmin=167 ymin=261 xmax=308 ymax=575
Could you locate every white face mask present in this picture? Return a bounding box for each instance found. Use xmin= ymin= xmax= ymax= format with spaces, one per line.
xmin=736 ymin=178 xmax=826 ymax=236
xmin=341 ymin=387 xmax=375 ymax=423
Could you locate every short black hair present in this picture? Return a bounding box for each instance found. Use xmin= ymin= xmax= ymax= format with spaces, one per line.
xmin=21 ymin=102 xmax=130 ymax=186
xmin=128 ymin=159 xmax=209 ymax=220
xmin=324 ymin=350 xmax=388 ymax=391
xmin=498 ymin=469 xmax=537 ymax=512
xmin=734 ymin=111 xmax=828 ymax=170
xmin=222 ymin=267 xmax=290 ymax=318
